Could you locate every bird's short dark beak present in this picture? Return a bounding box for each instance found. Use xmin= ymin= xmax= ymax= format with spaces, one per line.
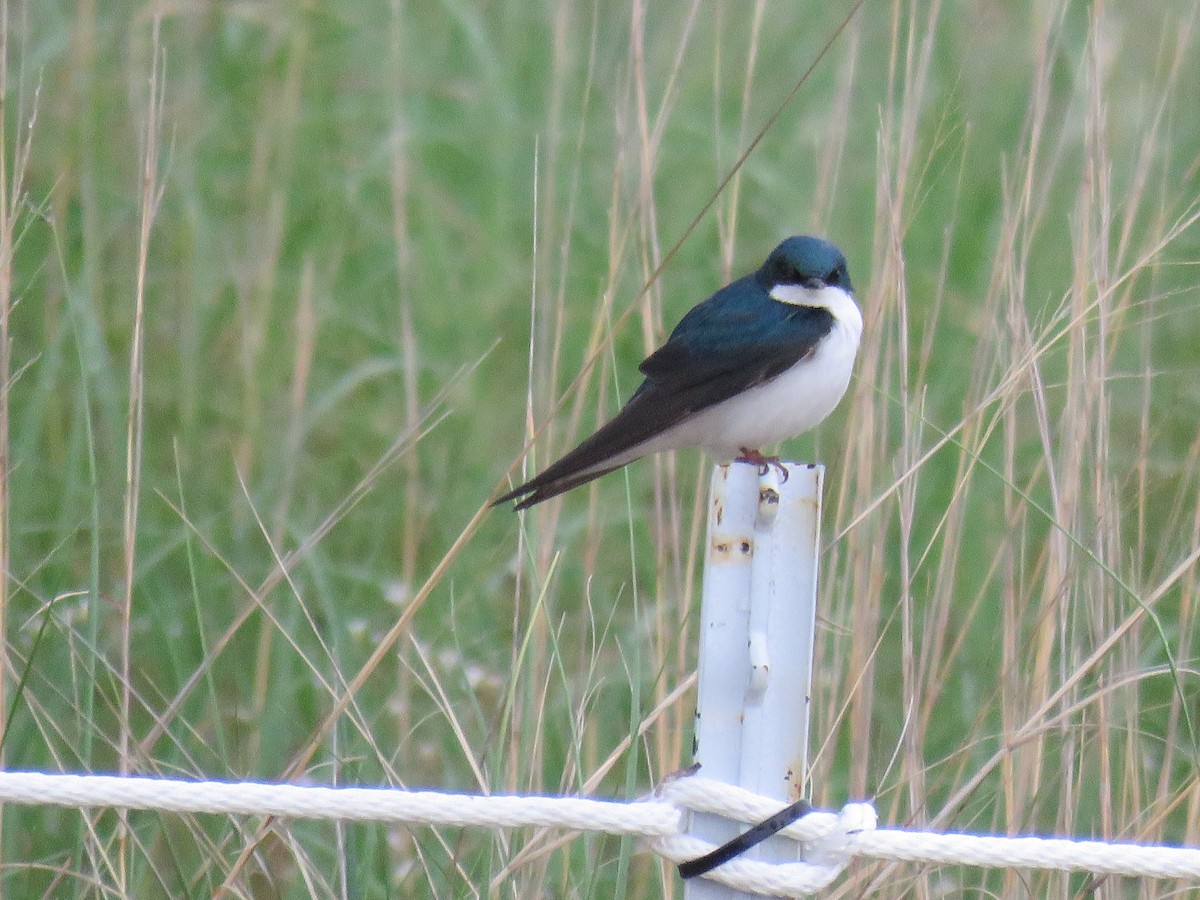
xmin=801 ymin=276 xmax=824 ymax=291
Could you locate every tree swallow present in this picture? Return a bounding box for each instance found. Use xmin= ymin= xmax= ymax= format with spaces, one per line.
xmin=496 ymin=235 xmax=862 ymax=510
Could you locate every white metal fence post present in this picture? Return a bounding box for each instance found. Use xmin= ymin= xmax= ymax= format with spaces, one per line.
xmin=686 ymin=460 xmax=824 ymax=898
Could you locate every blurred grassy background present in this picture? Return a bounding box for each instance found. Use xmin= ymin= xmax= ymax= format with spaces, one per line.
xmin=1 ymin=0 xmax=1199 ymax=896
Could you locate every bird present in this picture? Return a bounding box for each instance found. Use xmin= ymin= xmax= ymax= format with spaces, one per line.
xmin=495 ymin=235 xmax=862 ymax=510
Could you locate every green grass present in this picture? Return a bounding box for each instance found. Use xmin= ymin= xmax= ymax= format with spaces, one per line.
xmin=2 ymin=0 xmax=1200 ymax=896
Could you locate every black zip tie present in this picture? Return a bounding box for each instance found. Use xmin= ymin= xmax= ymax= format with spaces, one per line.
xmin=678 ymin=797 xmax=815 ymax=880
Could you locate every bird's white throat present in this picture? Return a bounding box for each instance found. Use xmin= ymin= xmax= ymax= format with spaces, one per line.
xmin=769 ymin=283 xmax=864 ymax=345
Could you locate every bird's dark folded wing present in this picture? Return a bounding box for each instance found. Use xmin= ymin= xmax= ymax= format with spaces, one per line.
xmin=638 ymin=300 xmax=834 ymax=407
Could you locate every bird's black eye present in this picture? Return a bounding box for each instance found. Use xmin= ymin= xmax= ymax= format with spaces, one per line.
xmin=826 ymin=267 xmax=841 ymax=286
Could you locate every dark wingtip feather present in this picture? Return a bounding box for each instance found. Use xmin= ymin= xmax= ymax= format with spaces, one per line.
xmin=513 ymin=493 xmax=542 ymax=512
xmin=490 ymin=486 xmax=524 ymax=508
xmin=495 ymin=462 xmax=625 ymax=511
xmin=491 ymin=475 xmax=542 ymax=509
xmin=493 ymin=387 xmax=663 ymax=510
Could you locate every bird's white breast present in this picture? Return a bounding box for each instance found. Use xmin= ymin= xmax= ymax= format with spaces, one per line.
xmin=643 ymin=284 xmax=862 ymax=461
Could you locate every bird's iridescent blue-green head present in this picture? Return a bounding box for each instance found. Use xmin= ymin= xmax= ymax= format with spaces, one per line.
xmin=757 ymin=235 xmax=853 ymax=295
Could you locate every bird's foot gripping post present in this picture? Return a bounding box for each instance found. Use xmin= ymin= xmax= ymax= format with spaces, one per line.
xmin=685 ymin=460 xmax=824 ymax=898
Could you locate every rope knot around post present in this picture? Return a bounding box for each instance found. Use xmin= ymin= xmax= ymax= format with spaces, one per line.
xmin=653 ymin=774 xmax=878 ymax=896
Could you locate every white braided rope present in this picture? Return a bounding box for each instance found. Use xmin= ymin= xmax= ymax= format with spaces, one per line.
xmin=0 ymin=771 xmax=678 ymax=835
xmin=853 ymin=829 xmax=1200 ymax=879
xmin=2 ymin=770 xmax=1199 ymax=897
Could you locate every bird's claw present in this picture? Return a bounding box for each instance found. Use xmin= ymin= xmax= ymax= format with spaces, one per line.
xmin=735 ymin=448 xmax=789 ymax=482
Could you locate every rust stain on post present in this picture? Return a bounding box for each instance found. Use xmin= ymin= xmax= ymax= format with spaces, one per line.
xmin=709 ymin=535 xmax=754 ymax=563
